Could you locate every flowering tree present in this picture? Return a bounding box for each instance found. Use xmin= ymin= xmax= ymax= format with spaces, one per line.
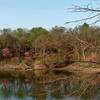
xmin=2 ymin=48 xmax=10 ymax=63
xmin=24 ymin=51 xmax=32 ymax=66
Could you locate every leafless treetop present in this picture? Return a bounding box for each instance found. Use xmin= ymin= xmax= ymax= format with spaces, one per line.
xmin=66 ymin=2 xmax=100 ymax=24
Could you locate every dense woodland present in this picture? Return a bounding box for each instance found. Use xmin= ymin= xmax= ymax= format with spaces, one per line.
xmin=0 ymin=23 xmax=100 ymax=67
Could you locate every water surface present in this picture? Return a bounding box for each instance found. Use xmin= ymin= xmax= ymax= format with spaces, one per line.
xmin=0 ymin=70 xmax=99 ymax=100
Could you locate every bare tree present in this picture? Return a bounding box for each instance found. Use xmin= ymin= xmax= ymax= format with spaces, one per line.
xmin=66 ymin=1 xmax=100 ymax=24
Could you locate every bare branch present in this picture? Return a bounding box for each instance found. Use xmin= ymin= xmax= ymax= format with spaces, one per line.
xmin=65 ymin=13 xmax=100 ymax=24
xmin=70 ymin=5 xmax=100 ymax=13
xmin=92 ymin=19 xmax=100 ymax=24
xmin=66 ymin=4 xmax=100 ymax=24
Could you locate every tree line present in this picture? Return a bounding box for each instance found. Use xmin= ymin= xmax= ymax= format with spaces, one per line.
xmin=0 ymin=23 xmax=100 ymax=67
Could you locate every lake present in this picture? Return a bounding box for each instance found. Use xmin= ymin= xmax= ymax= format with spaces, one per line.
xmin=0 ymin=70 xmax=99 ymax=100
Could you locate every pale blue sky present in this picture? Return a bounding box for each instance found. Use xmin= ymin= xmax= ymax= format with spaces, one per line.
xmin=0 ymin=0 xmax=99 ymax=29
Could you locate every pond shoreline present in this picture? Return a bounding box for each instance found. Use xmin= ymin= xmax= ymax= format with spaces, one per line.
xmin=0 ymin=62 xmax=99 ymax=79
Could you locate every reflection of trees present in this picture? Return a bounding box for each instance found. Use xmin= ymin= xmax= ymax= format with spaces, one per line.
xmin=0 ymin=77 xmax=99 ymax=100
xmin=0 ymin=79 xmax=32 ymax=100
xmin=0 ymin=80 xmax=12 ymax=100
xmin=82 ymin=85 xmax=100 ymax=100
xmin=14 ymin=79 xmax=28 ymax=100
xmin=15 ymin=89 xmax=25 ymax=100
xmin=32 ymin=94 xmax=46 ymax=100
xmin=51 ymin=89 xmax=64 ymax=99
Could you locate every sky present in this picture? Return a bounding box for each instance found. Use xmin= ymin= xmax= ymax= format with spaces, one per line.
xmin=0 ymin=0 xmax=99 ymax=29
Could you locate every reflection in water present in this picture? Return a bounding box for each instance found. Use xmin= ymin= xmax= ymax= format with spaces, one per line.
xmin=0 ymin=71 xmax=99 ymax=100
